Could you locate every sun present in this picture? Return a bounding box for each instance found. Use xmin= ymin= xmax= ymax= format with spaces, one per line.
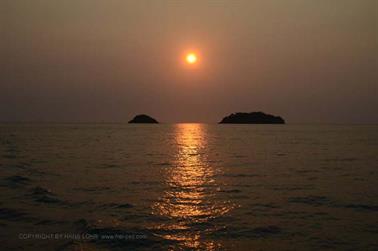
xmin=186 ymin=53 xmax=197 ymax=64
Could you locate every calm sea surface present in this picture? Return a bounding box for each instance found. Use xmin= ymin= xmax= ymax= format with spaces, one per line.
xmin=0 ymin=124 xmax=377 ymax=250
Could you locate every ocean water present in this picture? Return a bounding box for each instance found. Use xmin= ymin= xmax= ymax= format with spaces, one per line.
xmin=0 ymin=123 xmax=377 ymax=251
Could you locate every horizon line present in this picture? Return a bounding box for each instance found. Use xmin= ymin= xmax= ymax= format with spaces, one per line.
xmin=1 ymin=121 xmax=378 ymax=125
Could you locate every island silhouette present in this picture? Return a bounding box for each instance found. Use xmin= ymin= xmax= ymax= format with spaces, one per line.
xmin=128 ymin=112 xmax=284 ymax=124
xmin=128 ymin=114 xmax=159 ymax=123
xmin=219 ymin=112 xmax=285 ymax=124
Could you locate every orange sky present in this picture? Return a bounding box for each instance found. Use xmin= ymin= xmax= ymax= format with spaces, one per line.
xmin=1 ymin=0 xmax=377 ymax=123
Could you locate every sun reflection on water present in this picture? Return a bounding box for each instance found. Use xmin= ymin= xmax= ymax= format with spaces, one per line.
xmin=152 ymin=124 xmax=233 ymax=250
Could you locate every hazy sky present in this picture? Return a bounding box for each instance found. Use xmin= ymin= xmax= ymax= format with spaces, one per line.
xmin=1 ymin=0 xmax=377 ymax=123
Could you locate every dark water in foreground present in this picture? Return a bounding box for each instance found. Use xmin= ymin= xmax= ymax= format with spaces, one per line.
xmin=0 ymin=124 xmax=377 ymax=250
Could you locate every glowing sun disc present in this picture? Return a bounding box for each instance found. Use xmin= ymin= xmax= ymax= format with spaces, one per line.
xmin=186 ymin=53 xmax=197 ymax=64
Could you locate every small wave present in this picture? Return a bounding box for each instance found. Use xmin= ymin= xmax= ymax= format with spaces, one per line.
xmin=34 ymin=195 xmax=61 ymax=204
xmin=312 ymin=237 xmax=352 ymax=249
xmin=31 ymin=186 xmax=54 ymax=196
xmin=154 ymin=162 xmax=171 ymax=166
xmin=324 ymin=157 xmax=359 ymax=162
xmin=0 ymin=208 xmax=27 ymax=221
xmin=101 ymin=163 xmax=120 ymax=169
xmin=2 ymin=154 xmax=17 ymax=159
xmin=288 ymin=196 xmax=330 ymax=206
xmin=234 ymin=155 xmax=247 ymax=158
xmin=272 ymin=210 xmax=337 ymax=221
xmin=31 ymin=159 xmax=48 ymax=164
xmin=100 ymin=203 xmax=134 ymax=209
xmin=221 ymin=173 xmax=260 ymax=178
xmin=275 ymin=153 xmax=287 ymax=156
xmin=5 ymin=163 xmax=30 ymax=170
xmin=250 ymin=203 xmax=279 ymax=209
xmin=2 ymin=175 xmax=31 ymax=187
xmin=73 ymin=186 xmax=111 ymax=192
xmin=217 ymin=188 xmax=242 ymax=193
xmin=251 ymin=225 xmax=282 ymax=236
xmin=5 ymin=147 xmax=19 ymax=153
xmin=214 ymin=225 xmax=282 ymax=238
xmin=130 ymin=181 xmax=160 ymax=186
xmin=272 ymin=185 xmax=313 ymax=191
xmin=294 ymin=169 xmax=320 ymax=174
xmin=343 ymin=204 xmax=378 ymax=212
xmin=29 ymin=186 xmax=62 ymax=204
xmin=35 ymin=219 xmax=67 ymax=225
xmin=289 ymin=196 xmax=378 ymax=213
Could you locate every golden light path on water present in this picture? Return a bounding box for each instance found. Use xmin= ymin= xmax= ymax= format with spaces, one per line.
xmin=152 ymin=124 xmax=234 ymax=250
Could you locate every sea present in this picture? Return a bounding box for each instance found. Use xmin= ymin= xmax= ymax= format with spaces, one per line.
xmin=0 ymin=123 xmax=377 ymax=251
